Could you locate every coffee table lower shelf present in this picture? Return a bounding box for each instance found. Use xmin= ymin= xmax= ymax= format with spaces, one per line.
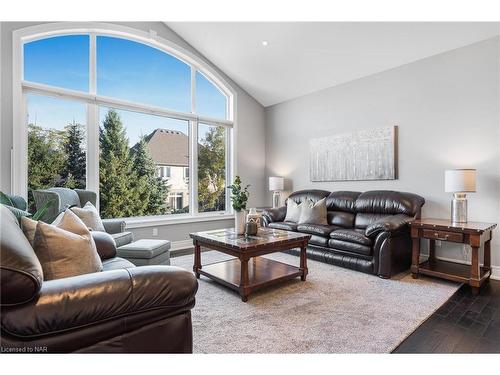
xmin=198 ymin=257 xmax=303 ymax=301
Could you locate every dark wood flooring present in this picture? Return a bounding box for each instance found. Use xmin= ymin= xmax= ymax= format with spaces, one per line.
xmin=394 ymin=279 xmax=500 ymax=353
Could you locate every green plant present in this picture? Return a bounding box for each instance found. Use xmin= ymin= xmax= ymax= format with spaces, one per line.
xmin=227 ymin=176 xmax=250 ymax=212
xmin=0 ymin=191 xmax=55 ymax=222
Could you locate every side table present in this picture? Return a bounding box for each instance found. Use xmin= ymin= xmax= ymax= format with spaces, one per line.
xmin=409 ymin=219 xmax=497 ymax=295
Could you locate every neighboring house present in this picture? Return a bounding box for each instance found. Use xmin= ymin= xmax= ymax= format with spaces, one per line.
xmin=142 ymin=128 xmax=189 ymax=212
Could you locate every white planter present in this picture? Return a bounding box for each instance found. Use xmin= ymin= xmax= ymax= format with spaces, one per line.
xmin=234 ymin=210 xmax=247 ymax=235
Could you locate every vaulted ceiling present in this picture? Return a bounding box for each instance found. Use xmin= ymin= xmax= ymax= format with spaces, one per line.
xmin=167 ymin=22 xmax=500 ymax=107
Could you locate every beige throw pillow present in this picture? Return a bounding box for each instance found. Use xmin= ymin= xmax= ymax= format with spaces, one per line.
xmin=22 ymin=210 xmax=102 ymax=281
xmin=298 ymin=198 xmax=328 ymax=225
xmin=284 ymin=199 xmax=303 ymax=223
xmin=70 ymin=202 xmax=106 ymax=232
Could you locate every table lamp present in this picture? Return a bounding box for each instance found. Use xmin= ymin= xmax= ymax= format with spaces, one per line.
xmin=269 ymin=177 xmax=284 ymax=208
xmin=445 ymin=169 xmax=476 ymax=223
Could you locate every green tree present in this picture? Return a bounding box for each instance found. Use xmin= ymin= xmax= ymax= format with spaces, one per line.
xmin=27 ymin=124 xmax=66 ymax=211
xmin=198 ymin=126 xmax=226 ymax=212
xmin=99 ymin=109 xmax=142 ymax=218
xmin=132 ymin=136 xmax=169 ymax=215
xmin=61 ymin=121 xmax=86 ymax=188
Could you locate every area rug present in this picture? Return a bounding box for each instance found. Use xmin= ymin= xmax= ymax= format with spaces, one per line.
xmin=171 ymin=251 xmax=460 ymax=353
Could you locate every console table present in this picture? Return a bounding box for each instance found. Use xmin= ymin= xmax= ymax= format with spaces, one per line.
xmin=409 ymin=219 xmax=497 ymax=295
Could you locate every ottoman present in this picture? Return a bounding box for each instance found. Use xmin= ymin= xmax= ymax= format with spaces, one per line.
xmin=117 ymin=239 xmax=171 ymax=266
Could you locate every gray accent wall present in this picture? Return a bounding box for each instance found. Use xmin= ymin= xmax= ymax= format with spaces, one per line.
xmin=265 ymin=37 xmax=500 ymax=269
xmin=0 ymin=21 xmax=266 ymax=243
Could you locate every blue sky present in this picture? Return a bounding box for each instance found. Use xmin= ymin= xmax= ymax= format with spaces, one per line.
xmin=24 ymin=35 xmax=227 ymax=145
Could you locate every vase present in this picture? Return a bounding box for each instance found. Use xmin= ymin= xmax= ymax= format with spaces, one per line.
xmin=235 ymin=210 xmax=246 ymax=235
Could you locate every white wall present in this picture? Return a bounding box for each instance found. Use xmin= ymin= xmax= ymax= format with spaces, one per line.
xmin=0 ymin=21 xmax=266 ymax=244
xmin=265 ymin=37 xmax=500 ymax=271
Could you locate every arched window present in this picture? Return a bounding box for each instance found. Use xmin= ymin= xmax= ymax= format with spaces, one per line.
xmin=15 ymin=24 xmax=234 ymax=222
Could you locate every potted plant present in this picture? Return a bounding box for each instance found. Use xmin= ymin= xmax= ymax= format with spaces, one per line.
xmin=227 ymin=176 xmax=250 ymax=235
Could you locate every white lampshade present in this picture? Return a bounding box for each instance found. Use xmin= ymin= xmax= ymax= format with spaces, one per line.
xmin=445 ymin=169 xmax=476 ymax=193
xmin=269 ymin=176 xmax=284 ymax=191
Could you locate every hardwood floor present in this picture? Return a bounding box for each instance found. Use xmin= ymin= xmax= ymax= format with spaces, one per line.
xmin=394 ymin=279 xmax=500 ymax=353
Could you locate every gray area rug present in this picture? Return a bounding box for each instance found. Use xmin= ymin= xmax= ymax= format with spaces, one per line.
xmin=171 ymin=251 xmax=460 ymax=353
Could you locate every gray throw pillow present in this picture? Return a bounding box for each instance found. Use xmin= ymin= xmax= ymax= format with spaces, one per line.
xmin=284 ymin=199 xmax=302 ymax=223
xmin=23 ymin=210 xmax=102 ymax=281
xmin=298 ymin=197 xmax=328 ymax=225
xmin=70 ymin=201 xmax=106 ymax=232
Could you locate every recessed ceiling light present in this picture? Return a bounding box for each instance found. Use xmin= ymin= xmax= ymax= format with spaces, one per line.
xmin=261 ymin=40 xmax=269 ymax=46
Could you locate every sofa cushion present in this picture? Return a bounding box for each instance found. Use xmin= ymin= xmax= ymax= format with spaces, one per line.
xmin=102 ymin=257 xmax=136 ymax=271
xmin=325 ymin=191 xmax=361 ymax=212
xmin=297 ymin=223 xmax=341 ymax=237
xmin=287 ymin=189 xmax=330 ymax=205
xmin=327 ymin=211 xmax=356 ymax=228
xmin=268 ymin=221 xmax=298 ymax=231
xmin=354 ymin=190 xmax=425 ymax=216
xmin=328 ymin=239 xmax=372 ymax=256
xmin=330 ymin=229 xmax=372 ymax=246
xmin=298 ymin=198 xmax=328 ymax=225
xmin=112 ymin=231 xmax=134 ymax=248
xmin=309 ymin=235 xmax=330 ymax=247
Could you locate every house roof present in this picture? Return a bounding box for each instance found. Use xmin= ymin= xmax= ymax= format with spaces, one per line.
xmin=141 ymin=129 xmax=189 ymax=167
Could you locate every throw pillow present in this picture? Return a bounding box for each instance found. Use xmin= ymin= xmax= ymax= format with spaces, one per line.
xmin=298 ymin=197 xmax=328 ymax=225
xmin=23 ymin=210 xmax=102 ymax=281
xmin=70 ymin=202 xmax=106 ymax=232
xmin=284 ymin=199 xmax=302 ymax=223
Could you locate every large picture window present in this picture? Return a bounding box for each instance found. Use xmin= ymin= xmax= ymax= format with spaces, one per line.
xmin=17 ymin=26 xmax=234 ymax=222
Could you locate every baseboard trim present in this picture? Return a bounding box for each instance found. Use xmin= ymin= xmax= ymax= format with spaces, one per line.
xmin=171 ymin=239 xmax=193 ymax=251
xmin=419 ymin=254 xmax=500 ymax=281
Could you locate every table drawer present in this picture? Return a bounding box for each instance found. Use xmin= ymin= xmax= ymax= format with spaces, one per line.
xmin=422 ymin=229 xmax=463 ymax=243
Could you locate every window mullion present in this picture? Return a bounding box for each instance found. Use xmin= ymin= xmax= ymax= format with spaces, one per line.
xmin=86 ymin=103 xmax=99 ymax=208
xmin=89 ymin=33 xmax=96 ymax=94
xmin=189 ymin=120 xmax=198 ymax=216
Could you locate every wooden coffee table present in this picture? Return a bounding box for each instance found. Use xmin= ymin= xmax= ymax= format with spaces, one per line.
xmin=189 ymin=228 xmax=311 ymax=302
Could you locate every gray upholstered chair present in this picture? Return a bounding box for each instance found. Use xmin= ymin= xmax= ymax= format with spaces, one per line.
xmin=32 ymin=188 xmax=133 ymax=248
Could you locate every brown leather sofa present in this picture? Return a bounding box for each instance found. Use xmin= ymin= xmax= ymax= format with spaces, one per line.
xmin=0 ymin=205 xmax=198 ymax=353
xmin=262 ymin=190 xmax=425 ymax=278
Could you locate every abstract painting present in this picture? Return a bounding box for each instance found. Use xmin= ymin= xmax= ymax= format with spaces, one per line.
xmin=310 ymin=126 xmax=397 ymax=181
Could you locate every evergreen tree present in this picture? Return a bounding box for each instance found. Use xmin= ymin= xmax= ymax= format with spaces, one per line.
xmin=198 ymin=126 xmax=226 ymax=212
xmin=99 ymin=109 xmax=141 ymax=218
xmin=61 ymin=121 xmax=86 ymax=188
xmin=27 ymin=124 xmax=66 ymax=211
xmin=131 ymin=137 xmax=169 ymax=215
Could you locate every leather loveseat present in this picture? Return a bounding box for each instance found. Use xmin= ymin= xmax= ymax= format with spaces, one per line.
xmin=262 ymin=190 xmax=425 ymax=278
xmin=0 ymin=205 xmax=198 ymax=353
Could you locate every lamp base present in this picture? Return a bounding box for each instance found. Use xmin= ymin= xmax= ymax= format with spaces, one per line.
xmin=451 ymin=193 xmax=467 ymax=223
xmin=272 ymin=191 xmax=281 ymax=208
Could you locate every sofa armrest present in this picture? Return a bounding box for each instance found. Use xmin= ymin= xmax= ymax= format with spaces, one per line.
xmin=102 ymin=218 xmax=126 ymax=234
xmin=1 ymin=266 xmax=198 ymax=339
xmin=90 ymin=231 xmax=117 ymax=260
xmin=365 ymin=214 xmax=413 ymax=237
xmin=261 ymin=206 xmax=287 ymax=226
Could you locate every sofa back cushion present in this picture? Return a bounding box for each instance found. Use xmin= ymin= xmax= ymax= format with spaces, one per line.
xmin=353 ymin=190 xmax=425 ymax=229
xmin=287 ymin=190 xmax=330 ymax=206
xmin=325 ymin=191 xmax=360 ymax=228
xmin=0 ymin=205 xmax=43 ymax=306
xmin=354 ymin=190 xmax=425 ymax=216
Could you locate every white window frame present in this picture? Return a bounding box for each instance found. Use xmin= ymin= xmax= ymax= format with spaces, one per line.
xmin=12 ymin=22 xmax=237 ymax=226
